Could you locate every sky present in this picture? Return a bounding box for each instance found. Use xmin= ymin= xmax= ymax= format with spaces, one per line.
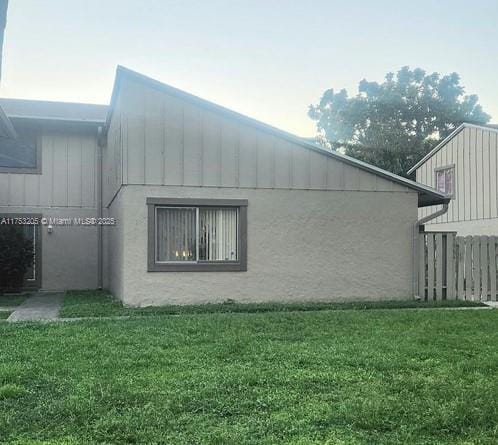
xmin=1 ymin=0 xmax=497 ymax=137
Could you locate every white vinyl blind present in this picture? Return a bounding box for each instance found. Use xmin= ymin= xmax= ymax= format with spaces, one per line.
xmin=199 ymin=208 xmax=238 ymax=261
xmin=156 ymin=207 xmax=197 ymax=262
xmin=155 ymin=207 xmax=238 ymax=263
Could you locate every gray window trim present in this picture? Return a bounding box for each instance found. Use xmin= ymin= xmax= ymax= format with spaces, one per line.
xmin=0 ymin=132 xmax=42 ymax=174
xmin=434 ymin=164 xmax=456 ymax=199
xmin=147 ymin=197 xmax=248 ymax=272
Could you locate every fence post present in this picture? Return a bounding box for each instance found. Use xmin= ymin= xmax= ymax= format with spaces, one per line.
xmin=427 ymin=234 xmax=435 ymax=300
xmin=418 ymin=233 xmax=426 ymax=300
xmin=446 ymin=234 xmax=455 ymax=299
xmin=436 ymin=233 xmax=443 ymax=300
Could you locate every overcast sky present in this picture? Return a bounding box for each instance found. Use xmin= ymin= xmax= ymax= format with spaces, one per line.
xmin=1 ymin=0 xmax=497 ymax=136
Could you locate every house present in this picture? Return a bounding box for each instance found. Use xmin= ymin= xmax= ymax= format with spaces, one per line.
xmin=0 ymin=67 xmax=448 ymax=305
xmin=408 ymin=123 xmax=498 ymax=236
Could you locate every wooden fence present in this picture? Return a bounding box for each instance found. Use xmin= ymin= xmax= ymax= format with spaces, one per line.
xmin=418 ymin=232 xmax=498 ymax=300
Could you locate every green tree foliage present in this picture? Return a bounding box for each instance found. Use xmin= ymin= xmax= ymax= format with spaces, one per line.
xmin=309 ymin=67 xmax=490 ymax=177
xmin=0 ymin=225 xmax=34 ymax=292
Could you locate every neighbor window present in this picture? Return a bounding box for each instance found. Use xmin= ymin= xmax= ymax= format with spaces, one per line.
xmin=435 ymin=166 xmax=455 ymax=196
xmin=0 ymin=129 xmax=41 ymax=173
xmin=147 ymin=198 xmax=247 ymax=272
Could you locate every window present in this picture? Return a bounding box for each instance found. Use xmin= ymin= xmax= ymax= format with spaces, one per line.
xmin=435 ymin=166 xmax=455 ymax=196
xmin=0 ymin=128 xmax=41 ymax=174
xmin=147 ymin=198 xmax=247 ymax=272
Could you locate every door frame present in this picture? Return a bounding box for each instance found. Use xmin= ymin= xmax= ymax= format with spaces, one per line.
xmin=0 ymin=213 xmax=42 ymax=290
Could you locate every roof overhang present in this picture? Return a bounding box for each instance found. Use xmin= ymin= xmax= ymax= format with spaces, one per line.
xmin=0 ymin=98 xmax=107 ymax=126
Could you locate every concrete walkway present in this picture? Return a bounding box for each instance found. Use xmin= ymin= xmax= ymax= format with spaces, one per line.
xmin=7 ymin=292 xmax=64 ymax=322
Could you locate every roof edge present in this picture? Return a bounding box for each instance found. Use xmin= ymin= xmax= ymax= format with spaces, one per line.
xmin=407 ymin=123 xmax=498 ymax=175
xmin=108 ymin=66 xmax=449 ymax=207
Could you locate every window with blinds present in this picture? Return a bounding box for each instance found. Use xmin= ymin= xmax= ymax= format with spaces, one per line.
xmin=155 ymin=207 xmax=239 ymax=263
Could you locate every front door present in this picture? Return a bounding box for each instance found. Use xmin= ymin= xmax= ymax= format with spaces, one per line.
xmin=0 ymin=214 xmax=42 ymax=290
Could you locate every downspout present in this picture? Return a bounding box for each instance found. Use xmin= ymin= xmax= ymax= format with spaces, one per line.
xmin=412 ymin=203 xmax=449 ymax=299
xmin=97 ymin=126 xmax=104 ymax=290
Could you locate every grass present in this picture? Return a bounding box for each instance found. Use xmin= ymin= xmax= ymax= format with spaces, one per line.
xmin=1 ymin=309 xmax=498 ymax=444
xmin=0 ymin=293 xmax=28 ymax=307
xmin=59 ymin=290 xmax=486 ymax=318
xmin=0 ymin=311 xmax=11 ymax=319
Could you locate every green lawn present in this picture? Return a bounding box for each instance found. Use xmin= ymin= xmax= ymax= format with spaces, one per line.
xmin=0 ymin=293 xmax=28 ymax=307
xmin=60 ymin=290 xmax=486 ymax=318
xmin=1 ymin=309 xmax=498 ymax=444
xmin=0 ymin=311 xmax=11 ymax=319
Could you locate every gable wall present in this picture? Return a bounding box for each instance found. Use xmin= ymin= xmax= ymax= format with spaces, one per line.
xmin=103 ymin=77 xmax=414 ymax=207
xmin=0 ymin=122 xmax=99 ymax=208
xmin=416 ymin=126 xmax=498 ymax=224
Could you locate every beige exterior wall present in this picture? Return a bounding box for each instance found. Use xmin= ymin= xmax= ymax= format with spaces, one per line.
xmin=110 ymin=185 xmax=418 ymax=306
xmin=0 ymin=121 xmax=100 ymax=290
xmin=416 ymin=126 xmax=498 ymax=227
xmin=104 ymin=76 xmax=412 ymax=204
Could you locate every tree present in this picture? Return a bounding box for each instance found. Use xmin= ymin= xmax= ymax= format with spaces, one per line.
xmin=308 ymin=67 xmax=491 ymax=177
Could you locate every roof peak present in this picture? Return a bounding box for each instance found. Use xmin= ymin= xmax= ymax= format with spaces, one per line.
xmin=407 ymin=123 xmax=498 ymax=174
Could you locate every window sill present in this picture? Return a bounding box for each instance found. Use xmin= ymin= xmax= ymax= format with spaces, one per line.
xmin=148 ymin=262 xmax=247 ymax=272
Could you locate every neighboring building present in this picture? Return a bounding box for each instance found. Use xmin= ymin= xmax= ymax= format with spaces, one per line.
xmin=408 ymin=123 xmax=498 ymax=235
xmin=0 ymin=67 xmax=447 ymax=305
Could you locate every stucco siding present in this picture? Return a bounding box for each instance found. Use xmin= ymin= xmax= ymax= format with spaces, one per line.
xmin=104 ymin=191 xmax=125 ymax=298
xmin=416 ymin=126 xmax=498 ymax=226
xmin=106 ymin=77 xmax=412 ymax=196
xmin=113 ymin=185 xmax=418 ymax=306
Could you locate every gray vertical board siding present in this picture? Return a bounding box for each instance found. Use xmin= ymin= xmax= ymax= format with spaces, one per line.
xmin=103 ymin=108 xmax=123 ymax=206
xmin=51 ymin=132 xmax=68 ymax=206
xmin=0 ymin=126 xmax=98 ymax=209
xmin=457 ymin=130 xmax=465 ymax=221
xmin=123 ymin=84 xmax=145 ymax=185
xmin=182 ymin=104 xmax=203 ymax=186
xmin=310 ymin=150 xmax=327 ymax=189
xmin=238 ymin=126 xmax=257 ymax=188
xmin=274 ymin=138 xmax=292 ymax=188
xmin=163 ymin=96 xmax=184 ymax=186
xmin=220 ymin=121 xmax=238 ymax=187
xmin=490 ymin=132 xmax=497 ymax=218
xmin=483 ymin=130 xmax=490 ymax=219
xmin=113 ymin=78 xmax=414 ymax=195
xmin=67 ymin=135 xmax=82 ymax=206
xmin=256 ymin=133 xmax=273 ymax=188
xmin=416 ymin=126 xmax=498 ymax=225
xmin=144 ymin=88 xmax=164 ymax=185
xmin=81 ymin=134 xmax=97 ymax=208
xmin=202 ymin=111 xmax=222 ymax=187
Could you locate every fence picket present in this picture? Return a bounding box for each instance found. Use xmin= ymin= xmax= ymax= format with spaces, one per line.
xmin=435 ymin=233 xmax=443 ymax=300
xmin=490 ymin=236 xmax=497 ymax=301
xmin=418 ymin=234 xmax=426 ymax=299
xmin=473 ymin=236 xmax=481 ymax=301
xmin=427 ymin=234 xmax=435 ymax=300
xmin=457 ymin=237 xmax=465 ymax=299
xmin=465 ymin=236 xmax=473 ymax=301
xmin=481 ymin=236 xmax=489 ymax=301
xmin=446 ymin=234 xmax=455 ymax=299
